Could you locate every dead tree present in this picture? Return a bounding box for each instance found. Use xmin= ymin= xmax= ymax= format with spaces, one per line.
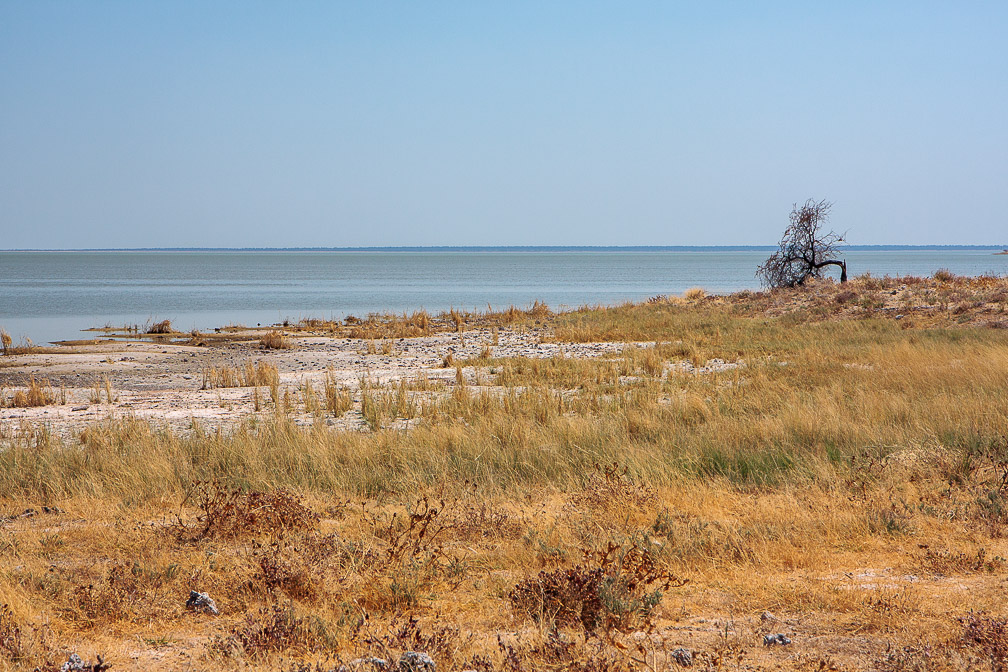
xmin=757 ymin=199 xmax=847 ymax=288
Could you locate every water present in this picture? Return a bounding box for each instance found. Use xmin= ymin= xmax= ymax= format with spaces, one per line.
xmin=1 ymin=248 xmax=1005 ymax=344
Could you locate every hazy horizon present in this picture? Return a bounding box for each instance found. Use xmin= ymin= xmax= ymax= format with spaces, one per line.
xmin=2 ymin=3 xmax=1006 ymax=248
xmin=3 ymin=244 xmax=1007 ymax=253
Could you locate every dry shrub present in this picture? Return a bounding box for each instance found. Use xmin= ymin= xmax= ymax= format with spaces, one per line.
xmin=71 ymin=564 xmax=140 ymax=626
xmin=683 ymin=287 xmax=706 ymax=301
xmin=934 ymin=268 xmax=956 ymax=283
xmin=369 ymin=496 xmax=451 ymax=567
xmin=527 ymin=299 xmax=552 ymax=319
xmin=246 ymin=359 xmax=279 ymax=386
xmin=175 ymin=481 xmax=319 ymax=541
xmin=358 ymin=497 xmax=461 ymax=613
xmin=451 ymin=501 xmax=523 ymax=541
xmin=254 ymin=542 xmax=321 ymax=602
xmin=261 ymin=330 xmax=291 ymax=349
xmin=0 ymin=329 xmax=11 ymax=356
xmin=0 ymin=604 xmax=27 ymax=664
xmin=919 ymin=547 xmax=1006 ymax=575
xmin=68 ymin=561 xmax=176 ymax=627
xmin=569 ymin=463 xmax=655 ymax=513
xmin=835 ymin=289 xmax=857 ymax=304
xmin=0 ymin=605 xmax=58 ymax=670
xmin=496 ymin=628 xmax=632 ymax=672
xmin=510 ymin=565 xmax=606 ymax=631
xmin=411 ymin=310 xmax=431 ymax=333
xmin=215 ymin=603 xmax=328 ymax=658
xmin=147 ymin=319 xmax=173 ymax=334
xmin=249 ymin=533 xmax=365 ymax=603
xmin=959 ymin=612 xmax=1008 ymax=670
xmin=874 ymin=612 xmax=1008 ymax=671
xmin=509 ymin=540 xmax=686 ymax=633
xmin=356 ymin=616 xmax=470 ymax=672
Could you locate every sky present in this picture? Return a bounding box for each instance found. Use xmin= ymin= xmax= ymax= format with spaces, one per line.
xmin=1 ymin=2 xmax=1006 ymax=248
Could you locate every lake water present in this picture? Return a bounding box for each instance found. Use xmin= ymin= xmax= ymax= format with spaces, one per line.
xmin=1 ymin=248 xmax=1005 ymax=344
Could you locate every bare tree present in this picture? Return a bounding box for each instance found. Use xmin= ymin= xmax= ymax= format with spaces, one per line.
xmin=757 ymin=199 xmax=847 ymax=288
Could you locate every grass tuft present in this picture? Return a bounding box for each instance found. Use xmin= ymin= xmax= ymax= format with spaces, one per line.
xmin=260 ymin=330 xmax=291 ymax=349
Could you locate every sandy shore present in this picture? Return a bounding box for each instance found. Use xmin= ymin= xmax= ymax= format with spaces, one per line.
xmin=0 ymin=326 xmax=686 ymax=438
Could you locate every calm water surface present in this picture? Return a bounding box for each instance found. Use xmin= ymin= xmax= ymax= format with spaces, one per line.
xmin=1 ymin=249 xmax=1005 ymax=344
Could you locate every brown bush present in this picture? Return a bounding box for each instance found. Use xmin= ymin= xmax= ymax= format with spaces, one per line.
xmin=959 ymin=612 xmax=1008 ymax=670
xmin=509 ymin=540 xmax=685 ymax=633
xmin=175 ymin=481 xmax=319 ymax=542
xmin=215 ymin=603 xmax=327 ymax=658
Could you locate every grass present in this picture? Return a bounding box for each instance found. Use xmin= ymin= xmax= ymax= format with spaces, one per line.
xmin=1 ymin=277 xmax=1007 ymax=670
xmin=0 ymin=375 xmax=65 ymax=408
xmin=292 ymin=302 xmax=552 ymax=341
xmin=146 ymin=319 xmax=173 ymax=335
xmin=202 ymin=359 xmax=280 ymax=390
xmin=322 ymin=369 xmax=353 ymax=417
xmin=260 ymin=330 xmax=291 ymax=349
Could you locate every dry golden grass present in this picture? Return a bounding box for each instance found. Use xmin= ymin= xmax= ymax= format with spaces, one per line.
xmin=295 ymin=302 xmax=552 ymax=341
xmin=146 ymin=319 xmax=173 ymax=335
xmin=683 ymin=286 xmax=706 ymax=300
xmin=2 ymin=281 xmax=1008 ymax=671
xmin=322 ymin=369 xmax=353 ymax=417
xmin=202 ymin=359 xmax=279 ymax=390
xmin=260 ymin=330 xmax=291 ymax=350
xmin=0 ymin=375 xmax=64 ymax=408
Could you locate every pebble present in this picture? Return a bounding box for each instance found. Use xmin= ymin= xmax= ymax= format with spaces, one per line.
xmin=185 ymin=590 xmax=219 ymax=615
xmin=670 ymin=647 xmax=692 ymax=666
xmin=399 ymin=652 xmax=435 ymax=672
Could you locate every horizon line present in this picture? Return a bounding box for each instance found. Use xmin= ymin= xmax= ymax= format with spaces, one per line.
xmin=3 ymin=244 xmax=1007 ymax=252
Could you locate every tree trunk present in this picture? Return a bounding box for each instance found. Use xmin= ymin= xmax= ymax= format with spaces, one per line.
xmin=814 ymin=259 xmax=847 ymax=283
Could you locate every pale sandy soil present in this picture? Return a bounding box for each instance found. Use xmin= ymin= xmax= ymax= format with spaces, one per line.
xmin=0 ymin=327 xmax=691 ymax=438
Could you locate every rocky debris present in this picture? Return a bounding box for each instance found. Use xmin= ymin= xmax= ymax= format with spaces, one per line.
xmin=670 ymin=647 xmax=693 ymax=667
xmin=185 ymin=590 xmax=219 ymax=615
xmin=763 ymin=633 xmax=791 ymax=647
xmin=335 ymin=652 xmax=434 ymax=672
xmin=60 ymin=653 xmax=111 ymax=672
xmin=399 ymin=651 xmax=435 ymax=672
xmin=760 ymin=611 xmax=778 ymax=624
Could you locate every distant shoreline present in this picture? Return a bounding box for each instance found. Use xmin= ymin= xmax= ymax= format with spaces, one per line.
xmin=3 ymin=245 xmax=1008 ymax=253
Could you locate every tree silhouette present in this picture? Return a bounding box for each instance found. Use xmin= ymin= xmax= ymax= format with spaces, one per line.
xmin=757 ymin=199 xmax=847 ymax=288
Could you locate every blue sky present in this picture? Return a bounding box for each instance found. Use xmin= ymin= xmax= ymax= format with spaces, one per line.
xmin=1 ymin=2 xmax=1006 ymax=248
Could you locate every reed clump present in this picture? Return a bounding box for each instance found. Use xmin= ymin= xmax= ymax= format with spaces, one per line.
xmin=1 ymin=375 xmax=64 ymax=408
xmin=146 ymin=319 xmax=173 ymax=334
xmin=322 ymin=369 xmax=352 ymax=416
xmin=260 ymin=330 xmax=291 ymax=349
xmin=202 ymin=359 xmax=279 ymax=390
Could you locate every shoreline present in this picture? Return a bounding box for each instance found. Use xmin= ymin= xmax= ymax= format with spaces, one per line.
xmin=3 ymin=273 xmax=1006 ymax=437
